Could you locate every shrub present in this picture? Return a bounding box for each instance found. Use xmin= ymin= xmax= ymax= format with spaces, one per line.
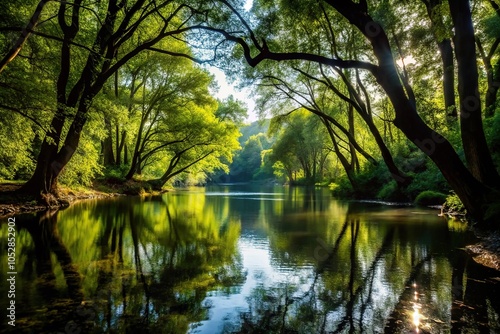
xmin=377 ymin=181 xmax=408 ymax=201
xmin=443 ymin=192 xmax=466 ymax=214
xmin=415 ymin=190 xmax=447 ymax=206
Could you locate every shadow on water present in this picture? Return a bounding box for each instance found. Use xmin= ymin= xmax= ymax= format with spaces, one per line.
xmin=0 ymin=186 xmax=499 ymax=333
xmin=0 ymin=210 xmax=84 ymax=333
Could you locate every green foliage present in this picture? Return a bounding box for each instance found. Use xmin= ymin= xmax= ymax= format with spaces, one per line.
xmin=443 ymin=192 xmax=466 ymax=214
xmin=102 ymin=165 xmax=130 ymax=184
xmin=483 ymin=15 xmax=500 ymax=39
xmin=377 ymin=181 xmax=399 ymax=201
xmin=239 ymin=119 xmax=271 ymax=146
xmin=230 ymin=134 xmax=267 ymax=181
xmin=485 ymin=110 xmax=500 ymax=169
xmin=0 ymin=113 xmax=35 ymax=179
xmin=267 ymin=110 xmax=330 ymax=185
xmin=59 ymin=138 xmax=103 ymax=187
xmin=223 ymin=121 xmax=275 ymax=183
xmin=415 ymin=191 xmax=447 ymax=206
xmin=215 ymin=95 xmax=248 ymax=125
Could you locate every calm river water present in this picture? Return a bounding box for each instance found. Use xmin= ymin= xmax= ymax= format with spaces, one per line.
xmin=1 ymin=185 xmax=499 ymax=333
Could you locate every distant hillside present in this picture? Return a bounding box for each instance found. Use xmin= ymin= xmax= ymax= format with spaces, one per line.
xmin=239 ymin=119 xmax=271 ymax=145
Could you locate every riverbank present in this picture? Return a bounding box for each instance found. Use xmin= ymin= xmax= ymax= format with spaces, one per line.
xmin=466 ymin=230 xmax=500 ymax=271
xmin=0 ymin=182 xmax=119 ymax=217
xmin=0 ymin=180 xmax=166 ymax=218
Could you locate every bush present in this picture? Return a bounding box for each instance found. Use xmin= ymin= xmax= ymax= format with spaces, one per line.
xmin=101 ymin=165 xmax=129 ymax=184
xmin=415 ymin=190 xmax=447 ymax=206
xmin=443 ymin=192 xmax=466 ymax=214
xmin=376 ymin=181 xmax=407 ymax=201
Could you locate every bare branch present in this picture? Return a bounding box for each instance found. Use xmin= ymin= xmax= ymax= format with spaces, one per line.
xmin=196 ymin=25 xmax=379 ymax=74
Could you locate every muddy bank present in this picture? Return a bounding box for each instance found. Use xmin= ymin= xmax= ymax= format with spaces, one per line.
xmin=0 ymin=183 xmax=122 ymax=218
xmin=466 ymin=231 xmax=500 ymax=271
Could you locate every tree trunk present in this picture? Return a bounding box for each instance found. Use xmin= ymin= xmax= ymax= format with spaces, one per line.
xmin=322 ymin=117 xmax=357 ymax=190
xmin=348 ymin=103 xmax=359 ymax=173
xmin=103 ymin=117 xmax=115 ymax=166
xmin=359 ymin=109 xmax=410 ymax=187
xmin=438 ymin=39 xmax=456 ymax=117
xmin=421 ymin=0 xmax=456 ymax=117
xmin=124 ymin=143 xmax=129 ymax=164
xmin=115 ymin=124 xmax=121 ymax=165
xmin=326 ymin=0 xmax=496 ymax=223
xmin=449 ymin=0 xmax=500 ymax=185
xmin=335 ymin=67 xmax=410 ymax=186
xmin=0 ymin=0 xmax=49 ymax=73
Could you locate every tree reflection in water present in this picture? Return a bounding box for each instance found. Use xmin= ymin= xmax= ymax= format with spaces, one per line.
xmin=222 ymin=199 xmax=500 ymax=334
xmin=1 ymin=187 xmax=499 ymax=333
xmin=0 ymin=196 xmax=244 ymax=333
xmin=1 ymin=210 xmax=84 ymax=332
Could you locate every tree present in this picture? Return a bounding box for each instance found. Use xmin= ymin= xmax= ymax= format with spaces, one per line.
xmin=420 ymin=0 xmax=456 ymax=117
xmin=202 ymin=0 xmax=500 ymax=225
xmin=145 ymin=103 xmax=240 ymax=189
xmin=268 ymin=110 xmax=330 ymax=185
xmin=3 ymin=0 xmax=210 ymax=201
xmin=229 ymin=134 xmax=265 ymax=181
xmin=215 ymin=95 xmax=248 ymax=125
xmin=122 ymin=50 xmax=215 ymax=180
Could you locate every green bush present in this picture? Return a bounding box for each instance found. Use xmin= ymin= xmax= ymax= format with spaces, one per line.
xmin=376 ymin=180 xmax=407 ymax=201
xmin=415 ymin=190 xmax=447 ymax=206
xmin=101 ymin=165 xmax=130 ymax=184
xmin=443 ymin=192 xmax=466 ymax=214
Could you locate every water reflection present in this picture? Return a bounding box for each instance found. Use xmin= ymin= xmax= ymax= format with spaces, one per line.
xmin=0 ymin=185 xmax=499 ymax=333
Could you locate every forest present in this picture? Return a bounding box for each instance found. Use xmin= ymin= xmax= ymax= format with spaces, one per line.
xmin=1 ymin=0 xmax=500 ymax=227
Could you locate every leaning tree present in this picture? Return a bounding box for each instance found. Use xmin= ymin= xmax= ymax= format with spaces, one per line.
xmin=199 ymin=0 xmax=499 ymax=225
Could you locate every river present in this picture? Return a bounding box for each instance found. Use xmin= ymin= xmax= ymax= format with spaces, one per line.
xmin=1 ymin=184 xmax=499 ymax=333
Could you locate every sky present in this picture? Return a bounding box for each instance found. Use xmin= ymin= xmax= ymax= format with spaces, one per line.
xmin=206 ymin=0 xmax=257 ymax=123
xmin=207 ymin=66 xmax=258 ymax=123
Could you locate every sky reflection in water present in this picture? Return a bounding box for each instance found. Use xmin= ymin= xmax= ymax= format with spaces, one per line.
xmin=0 ymin=185 xmax=499 ymax=333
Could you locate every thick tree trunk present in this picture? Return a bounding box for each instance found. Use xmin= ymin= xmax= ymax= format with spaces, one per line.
xmin=421 ymin=0 xmax=456 ymax=117
xmin=449 ymin=0 xmax=500 ymax=185
xmin=326 ymin=0 xmax=496 ymax=223
xmin=438 ymin=39 xmax=456 ymax=117
xmin=20 ymin=106 xmax=68 ymax=198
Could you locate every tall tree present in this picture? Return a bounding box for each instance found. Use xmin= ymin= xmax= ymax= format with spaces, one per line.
xmin=202 ymin=0 xmax=499 ymax=224
xmin=9 ymin=0 xmax=208 ymax=200
xmin=421 ymin=0 xmax=456 ymax=117
xmin=449 ymin=0 xmax=500 ymax=184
